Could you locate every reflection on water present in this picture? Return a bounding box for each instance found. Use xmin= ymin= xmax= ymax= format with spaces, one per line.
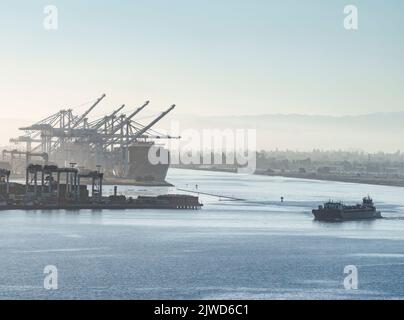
xmin=1 ymin=168 xmax=404 ymax=299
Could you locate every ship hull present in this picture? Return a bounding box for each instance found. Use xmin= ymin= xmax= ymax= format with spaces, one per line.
xmin=313 ymin=209 xmax=382 ymax=221
xmin=126 ymin=142 xmax=170 ymax=183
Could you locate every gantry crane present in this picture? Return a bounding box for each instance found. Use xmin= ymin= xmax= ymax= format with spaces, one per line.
xmin=6 ymin=94 xmax=179 ymax=177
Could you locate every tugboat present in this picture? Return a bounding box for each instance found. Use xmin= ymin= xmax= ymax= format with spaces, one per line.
xmin=312 ymin=196 xmax=382 ymax=221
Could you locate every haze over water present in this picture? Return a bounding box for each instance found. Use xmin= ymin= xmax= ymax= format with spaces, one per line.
xmin=1 ymin=168 xmax=404 ymax=299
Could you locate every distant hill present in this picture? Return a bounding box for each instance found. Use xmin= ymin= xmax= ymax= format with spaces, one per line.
xmin=2 ymin=112 xmax=404 ymax=153
xmin=158 ymin=112 xmax=404 ymax=152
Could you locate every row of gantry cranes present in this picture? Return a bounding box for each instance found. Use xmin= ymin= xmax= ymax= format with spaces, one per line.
xmin=3 ymin=94 xmax=179 ymax=177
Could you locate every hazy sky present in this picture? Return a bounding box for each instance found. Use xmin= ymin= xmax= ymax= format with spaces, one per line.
xmin=0 ymin=0 xmax=403 ymax=120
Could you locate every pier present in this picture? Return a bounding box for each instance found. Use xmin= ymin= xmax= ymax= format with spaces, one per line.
xmin=0 ymin=164 xmax=202 ymax=211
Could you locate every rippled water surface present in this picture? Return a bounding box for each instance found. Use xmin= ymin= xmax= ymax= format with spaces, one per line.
xmin=1 ymin=169 xmax=404 ymax=299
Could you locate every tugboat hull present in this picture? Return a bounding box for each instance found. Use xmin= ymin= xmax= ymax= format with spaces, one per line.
xmin=312 ymin=196 xmax=382 ymax=221
xmin=313 ymin=209 xmax=382 ymax=221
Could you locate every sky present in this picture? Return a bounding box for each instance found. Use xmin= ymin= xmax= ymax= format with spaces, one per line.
xmin=0 ymin=0 xmax=403 ymax=122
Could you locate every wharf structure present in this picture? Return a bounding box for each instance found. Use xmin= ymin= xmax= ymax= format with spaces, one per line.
xmin=0 ymin=164 xmax=202 ymax=211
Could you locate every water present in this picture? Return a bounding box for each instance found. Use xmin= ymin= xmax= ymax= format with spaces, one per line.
xmin=1 ymin=168 xmax=404 ymax=300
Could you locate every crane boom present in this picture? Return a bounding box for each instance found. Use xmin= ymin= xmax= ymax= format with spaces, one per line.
xmin=110 ymin=104 xmax=126 ymax=118
xmin=92 ymin=104 xmax=125 ymax=130
xmin=72 ymin=94 xmax=106 ymax=128
xmin=103 ymin=101 xmax=150 ymax=148
xmin=126 ymin=104 xmax=175 ymax=145
xmin=126 ymin=100 xmax=150 ymax=121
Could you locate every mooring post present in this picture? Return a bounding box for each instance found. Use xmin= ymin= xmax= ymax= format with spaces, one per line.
xmin=92 ymin=177 xmax=95 ymax=199
xmin=25 ymin=167 xmax=29 ymax=193
xmin=73 ymin=171 xmax=77 ymax=200
xmin=57 ymin=171 xmax=61 ymax=204
xmin=34 ymin=170 xmax=38 ymax=198
xmin=77 ymin=175 xmax=81 ymax=201
xmin=99 ymin=173 xmax=103 ymax=199
xmin=48 ymin=171 xmax=52 ymax=193
xmin=6 ymin=171 xmax=10 ymax=195
xmin=65 ymin=172 xmax=69 ymax=199
xmin=41 ymin=168 xmax=45 ymax=195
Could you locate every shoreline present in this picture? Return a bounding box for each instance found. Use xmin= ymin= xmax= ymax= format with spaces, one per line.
xmin=256 ymin=171 xmax=404 ymax=187
xmin=101 ymin=178 xmax=173 ymax=187
xmin=9 ymin=174 xmax=173 ymax=187
xmin=171 ymin=166 xmax=404 ymax=188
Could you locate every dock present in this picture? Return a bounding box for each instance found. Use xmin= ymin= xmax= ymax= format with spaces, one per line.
xmin=0 ymin=165 xmax=203 ymax=211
